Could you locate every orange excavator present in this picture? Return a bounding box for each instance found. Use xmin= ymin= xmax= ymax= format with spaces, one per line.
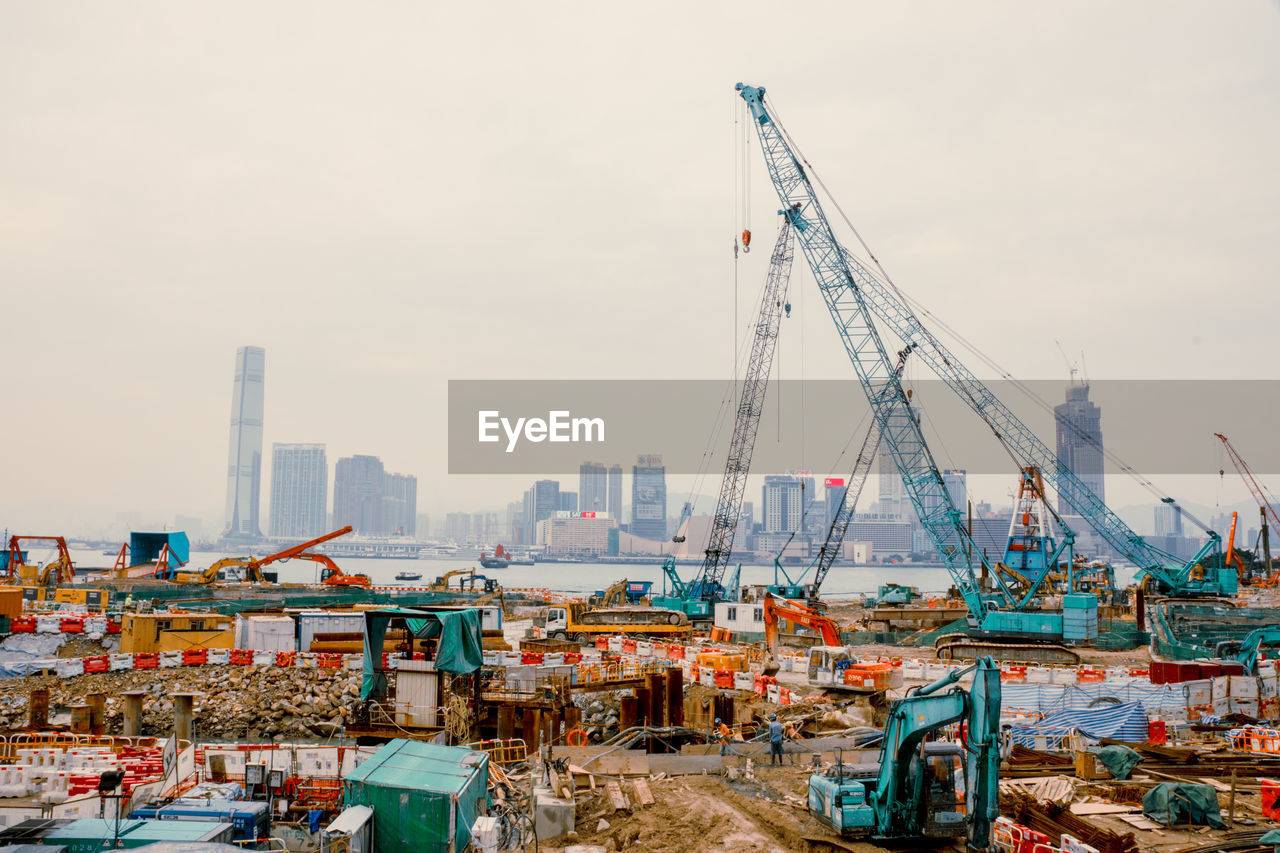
xmin=180 ymin=526 xmax=370 ymax=587
xmin=5 ymin=536 xmax=75 ymax=584
xmin=761 ymin=591 xmax=842 ymax=675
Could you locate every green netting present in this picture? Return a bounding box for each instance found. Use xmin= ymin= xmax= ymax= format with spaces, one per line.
xmin=1094 ymin=619 xmax=1148 ymax=651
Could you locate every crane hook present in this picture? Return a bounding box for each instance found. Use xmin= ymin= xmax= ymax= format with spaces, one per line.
xmin=741 ymin=229 xmax=752 ymax=253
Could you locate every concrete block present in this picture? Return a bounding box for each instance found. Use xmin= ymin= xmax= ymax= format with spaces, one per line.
xmin=534 ymin=785 xmax=575 ymax=840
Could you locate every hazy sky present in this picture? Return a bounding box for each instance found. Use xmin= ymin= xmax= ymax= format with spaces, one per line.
xmin=3 ymin=2 xmax=1278 ymax=536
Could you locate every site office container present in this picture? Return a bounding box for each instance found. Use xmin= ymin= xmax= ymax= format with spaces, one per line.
xmin=234 ymin=614 xmax=298 ymax=653
xmin=0 ymin=586 xmax=26 ymax=620
xmin=298 ymin=612 xmax=366 ymax=653
xmin=120 ymin=613 xmax=234 ymax=654
xmin=343 ymin=739 xmax=489 ymax=853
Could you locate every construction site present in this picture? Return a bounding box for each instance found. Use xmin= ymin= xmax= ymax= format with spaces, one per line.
xmin=2 ymin=52 xmax=1279 ymax=853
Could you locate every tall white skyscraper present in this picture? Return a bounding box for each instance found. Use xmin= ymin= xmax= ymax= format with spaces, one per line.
xmin=224 ymin=346 xmax=265 ymax=538
xmin=1055 ymin=382 xmax=1105 ymax=516
xmin=269 ymin=443 xmax=327 ymax=538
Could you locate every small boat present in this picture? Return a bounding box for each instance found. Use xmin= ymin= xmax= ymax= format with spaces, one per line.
xmin=395 ymin=571 xmax=423 ymax=581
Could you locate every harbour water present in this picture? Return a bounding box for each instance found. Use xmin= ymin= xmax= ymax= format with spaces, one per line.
xmin=57 ymin=546 xmax=1138 ymax=598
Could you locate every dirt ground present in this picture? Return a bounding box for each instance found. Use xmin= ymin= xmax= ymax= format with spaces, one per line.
xmin=545 ymin=769 xmax=893 ymax=853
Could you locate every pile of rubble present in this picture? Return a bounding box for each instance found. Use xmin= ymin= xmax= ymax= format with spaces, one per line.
xmin=0 ymin=665 xmax=361 ymax=741
xmin=574 ymin=693 xmax=622 ymax=742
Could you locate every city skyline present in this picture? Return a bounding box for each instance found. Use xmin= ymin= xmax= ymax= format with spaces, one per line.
xmin=3 ymin=5 xmax=1277 ymax=538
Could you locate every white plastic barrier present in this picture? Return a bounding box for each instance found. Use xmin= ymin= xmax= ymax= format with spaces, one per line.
xmin=922 ymin=661 xmax=949 ymax=680
xmin=733 ymin=671 xmax=754 ymax=691
xmin=482 ymin=650 xmax=500 ymax=666
xmin=252 ymin=651 xmax=275 ymax=666
xmin=766 ymin=684 xmax=780 ymax=703
xmin=55 ymin=658 xmax=83 ymax=678
xmin=636 ymin=641 xmax=653 ymax=658
xmin=206 ymin=648 xmax=230 ymax=665
xmin=901 ymin=659 xmax=925 ymax=680
xmin=1060 ymin=833 xmax=1100 ymax=853
xmin=607 ymin=637 xmax=624 ymax=653
xmin=1049 ymin=667 xmax=1077 ymax=685
xmin=296 ymin=652 xmax=317 ymax=669
xmin=109 ymin=653 xmax=134 ymax=671
xmin=344 ymin=654 xmax=362 ymax=670
xmin=36 ymin=616 xmax=60 ymax=634
xmin=542 ymin=653 xmax=565 ymax=666
xmin=84 ymin=618 xmax=108 ymax=634
xmin=1026 ymin=666 xmax=1052 ymax=684
xmin=159 ymin=651 xmax=183 ymax=668
xmin=699 ymin=669 xmax=715 ymax=687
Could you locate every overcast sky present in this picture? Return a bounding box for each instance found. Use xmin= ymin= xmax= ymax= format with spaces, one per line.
xmin=2 ymin=2 xmax=1278 ymax=536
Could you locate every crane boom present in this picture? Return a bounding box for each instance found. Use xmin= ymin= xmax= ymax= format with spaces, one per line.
xmin=736 ymin=82 xmax=992 ymax=623
xmin=1216 ymin=433 xmax=1280 ymax=534
xmin=692 ymin=222 xmax=795 ymax=598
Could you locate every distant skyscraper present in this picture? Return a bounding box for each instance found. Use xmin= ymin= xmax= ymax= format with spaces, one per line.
xmin=607 ymin=464 xmax=623 ymax=519
xmin=531 ymin=480 xmax=561 ymax=536
xmin=1155 ymin=504 xmax=1184 ymax=538
xmin=580 ymin=462 xmax=608 ymax=514
xmin=944 ymin=470 xmax=968 ymax=513
xmin=762 ymin=475 xmax=803 ymax=534
xmin=224 ymin=346 xmax=265 ymax=539
xmin=631 ymin=455 xmax=667 ymax=540
xmin=559 ymin=491 xmax=578 ymax=513
xmin=824 ymin=477 xmax=848 ymax=531
xmin=383 ymin=473 xmax=418 ymax=536
xmin=269 ymin=443 xmax=327 ymax=538
xmin=1054 ymin=383 xmax=1105 ymax=516
xmin=877 ymin=446 xmax=906 ymax=520
xmin=333 ymin=455 xmax=385 ymax=535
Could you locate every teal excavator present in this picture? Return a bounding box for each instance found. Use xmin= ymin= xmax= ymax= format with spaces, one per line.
xmin=808 ymin=657 xmax=1000 ymax=849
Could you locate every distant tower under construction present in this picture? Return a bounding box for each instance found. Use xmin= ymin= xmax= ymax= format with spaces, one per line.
xmin=224 ymin=346 xmax=265 ymax=539
xmin=1054 ymin=381 xmax=1105 ymax=516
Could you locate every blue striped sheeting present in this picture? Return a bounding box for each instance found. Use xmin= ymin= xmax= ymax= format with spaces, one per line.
xmin=1010 ymin=701 xmax=1149 ymax=745
xmin=1001 ymin=681 xmax=1192 ymax=718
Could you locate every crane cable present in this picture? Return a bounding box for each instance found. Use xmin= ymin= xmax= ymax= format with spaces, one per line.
xmin=763 ymin=93 xmax=1209 ymax=535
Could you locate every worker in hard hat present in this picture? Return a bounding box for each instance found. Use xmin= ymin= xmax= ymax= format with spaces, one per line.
xmin=714 ymin=717 xmax=732 ymax=755
xmin=768 ymin=713 xmax=785 ymax=765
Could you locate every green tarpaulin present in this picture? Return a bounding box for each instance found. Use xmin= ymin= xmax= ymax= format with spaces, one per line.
xmin=1089 ymin=744 xmax=1143 ymax=781
xmin=360 ymin=608 xmax=484 ymax=700
xmin=1143 ymin=782 xmax=1225 ymax=828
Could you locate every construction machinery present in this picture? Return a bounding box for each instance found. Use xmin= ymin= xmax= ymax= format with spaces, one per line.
xmin=1215 ymin=432 xmax=1278 ymax=584
xmin=654 ymin=221 xmax=796 ymax=623
xmin=5 ymin=536 xmax=75 ymax=584
xmin=737 ymin=81 xmax=1231 ymax=609
xmin=770 ymin=414 xmax=884 ymax=606
xmin=737 ymin=80 xmax=1230 ymax=661
xmin=175 ymin=526 xmax=364 ymax=585
xmin=430 ymin=569 xmax=476 ymax=591
xmin=808 ymin=658 xmax=999 ymax=848
xmin=542 ymin=602 xmax=691 ymax=644
xmin=1215 ymin=626 xmax=1280 ymax=675
xmin=762 ymin=592 xmax=903 ymax=693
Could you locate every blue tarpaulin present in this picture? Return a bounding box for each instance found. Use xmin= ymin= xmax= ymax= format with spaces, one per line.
xmin=1011 ymin=701 xmax=1149 ymax=745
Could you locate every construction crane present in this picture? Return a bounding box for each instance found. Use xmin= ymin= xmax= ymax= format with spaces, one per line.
xmin=735 ymin=83 xmax=1228 ymax=603
xmin=178 ymin=526 xmax=359 ymax=585
xmin=1215 ymin=432 xmax=1278 ymax=584
xmin=737 ymin=82 xmax=1098 ymax=662
xmin=653 ymin=222 xmax=795 ymax=622
xmin=6 ymin=536 xmax=75 ymax=584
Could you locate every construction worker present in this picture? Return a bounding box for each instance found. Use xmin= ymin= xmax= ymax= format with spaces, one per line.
xmin=714 ymin=717 xmax=732 ymax=756
xmin=768 ymin=713 xmax=785 ymax=765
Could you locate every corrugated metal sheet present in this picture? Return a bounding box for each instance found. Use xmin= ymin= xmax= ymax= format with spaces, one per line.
xmin=393 ymin=660 xmax=440 ymax=728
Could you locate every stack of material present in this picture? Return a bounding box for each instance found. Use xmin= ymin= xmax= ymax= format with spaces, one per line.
xmin=1002 ymin=791 xmax=1140 ymax=853
xmin=1000 ymin=775 xmax=1077 ymax=807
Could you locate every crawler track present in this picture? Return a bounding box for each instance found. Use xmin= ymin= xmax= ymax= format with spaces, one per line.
xmin=934 ymin=634 xmax=1081 ymax=665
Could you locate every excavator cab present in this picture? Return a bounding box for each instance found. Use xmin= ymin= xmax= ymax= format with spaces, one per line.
xmin=910 ymin=742 xmax=966 ymax=839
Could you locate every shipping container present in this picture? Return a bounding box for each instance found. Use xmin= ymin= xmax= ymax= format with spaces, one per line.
xmin=342 ymin=740 xmax=488 ymax=853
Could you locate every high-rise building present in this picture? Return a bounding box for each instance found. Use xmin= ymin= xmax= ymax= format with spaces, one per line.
xmin=823 ymin=477 xmax=847 ymax=531
xmin=223 ymin=346 xmax=265 ymax=539
xmin=762 ymin=475 xmax=803 ymax=534
xmin=922 ymin=468 xmax=967 ymax=520
xmin=877 ymin=446 xmax=906 ymax=520
xmin=383 ymin=473 xmax=418 ymax=537
xmin=579 ymin=462 xmax=608 ymax=514
xmin=531 ymin=480 xmax=561 ymax=540
xmin=333 ymin=455 xmax=385 ymax=535
xmin=607 ymin=464 xmax=624 ymax=519
xmin=559 ymin=491 xmax=578 ymax=513
xmin=1055 ymin=382 xmax=1105 ymax=516
xmin=631 ymin=455 xmax=667 ymax=541
xmin=444 ymin=512 xmax=471 ymax=543
xmin=1155 ymin=503 xmax=1184 ymax=538
xmin=268 ymin=443 xmax=327 ymax=538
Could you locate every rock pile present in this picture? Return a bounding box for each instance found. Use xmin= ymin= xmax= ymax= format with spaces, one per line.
xmin=574 ymin=692 xmax=622 ymax=743
xmin=0 ymin=665 xmax=362 ymax=741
